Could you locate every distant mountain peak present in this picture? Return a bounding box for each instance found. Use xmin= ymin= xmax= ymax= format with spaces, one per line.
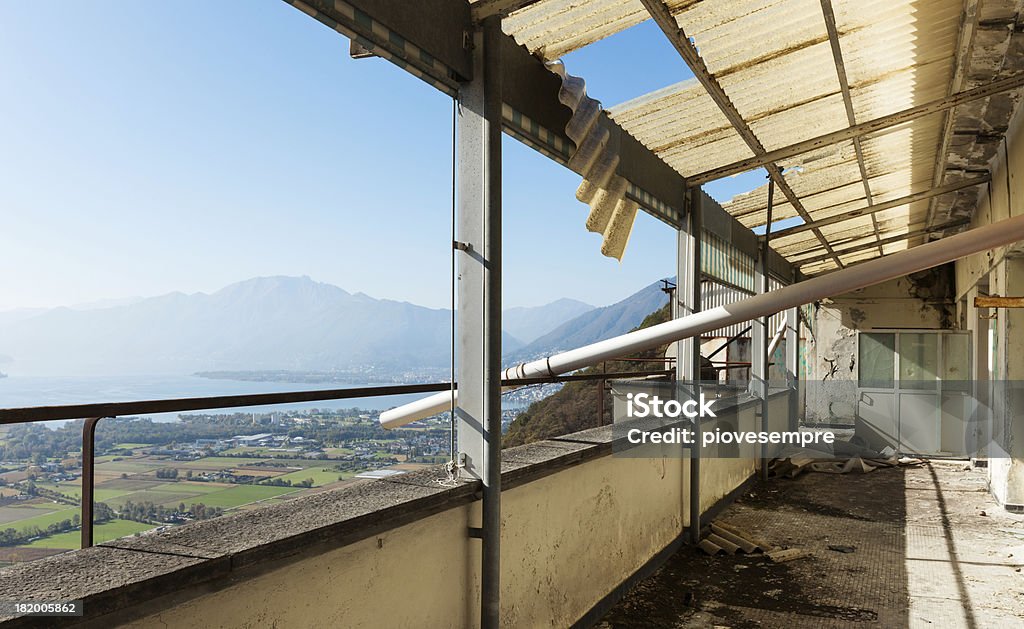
xmin=0 ymin=275 xmax=662 ymax=377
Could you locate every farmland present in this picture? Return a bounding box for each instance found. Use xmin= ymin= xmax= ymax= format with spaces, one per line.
xmin=0 ymin=408 xmax=447 ymax=560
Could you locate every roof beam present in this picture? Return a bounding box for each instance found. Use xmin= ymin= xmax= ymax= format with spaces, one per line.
xmin=769 ymin=175 xmax=990 ymax=240
xmin=924 ymin=0 xmax=980 ymax=230
xmin=688 ymin=72 xmax=1024 ymax=185
xmin=638 ymin=0 xmax=845 ymax=268
xmin=795 ymin=218 xmax=971 ymax=267
xmin=819 ymin=0 xmax=883 ymax=256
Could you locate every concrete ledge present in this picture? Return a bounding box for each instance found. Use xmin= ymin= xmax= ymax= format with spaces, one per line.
xmin=0 ymin=466 xmax=479 ymax=628
xmin=0 ymin=395 xmax=781 ymax=628
xmin=0 ymin=428 xmax=624 ymax=627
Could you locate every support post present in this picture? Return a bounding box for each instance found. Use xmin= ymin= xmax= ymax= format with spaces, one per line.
xmin=753 ymin=181 xmax=774 ymax=481
xmin=677 ymin=188 xmax=703 ymax=544
xmin=456 ymin=16 xmax=503 ymax=629
xmin=785 ymin=302 xmax=800 ymax=432
xmin=81 ymin=417 xmax=101 ymax=548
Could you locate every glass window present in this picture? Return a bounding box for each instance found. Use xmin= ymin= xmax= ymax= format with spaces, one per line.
xmin=899 ymin=333 xmax=938 ymax=390
xmin=859 ymin=333 xmax=895 ymax=388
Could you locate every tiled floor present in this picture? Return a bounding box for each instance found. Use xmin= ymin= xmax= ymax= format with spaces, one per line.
xmin=599 ymin=461 xmax=1024 ymax=628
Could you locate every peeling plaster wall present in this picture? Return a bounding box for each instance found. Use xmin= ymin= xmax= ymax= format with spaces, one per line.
xmin=955 ymin=89 xmax=1024 ymax=508
xmin=803 ymin=271 xmax=955 ymax=424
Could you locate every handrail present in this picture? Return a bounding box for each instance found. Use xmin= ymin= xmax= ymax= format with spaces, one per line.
xmin=0 ymin=370 xmax=674 ymax=425
xmin=0 ymin=382 xmax=454 ymax=425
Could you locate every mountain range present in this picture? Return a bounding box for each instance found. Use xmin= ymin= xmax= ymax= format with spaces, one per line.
xmin=0 ymin=276 xmax=667 ymax=376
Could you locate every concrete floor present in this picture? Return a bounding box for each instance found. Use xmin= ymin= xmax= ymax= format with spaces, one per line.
xmin=599 ymin=461 xmax=1024 ymax=628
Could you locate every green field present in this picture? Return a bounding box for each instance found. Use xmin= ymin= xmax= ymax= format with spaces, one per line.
xmin=105 ymin=490 xmax=198 ymax=509
xmin=1 ymin=504 xmax=78 ymax=535
xmin=173 ymin=485 xmax=299 ymax=509
xmin=246 ymin=458 xmax=327 ymax=468
xmin=26 ymin=520 xmax=156 ymax=549
xmin=267 ymin=467 xmax=347 ymax=487
xmin=148 ymin=481 xmax=230 ymax=494
xmin=112 ymin=443 xmax=152 ymax=449
xmin=36 ymin=482 xmax=133 ymax=503
xmin=95 ymin=460 xmax=162 ymax=473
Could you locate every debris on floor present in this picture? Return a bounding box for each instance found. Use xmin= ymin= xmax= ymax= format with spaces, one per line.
xmin=698 ymin=520 xmax=773 ymax=555
xmin=766 ymin=547 xmax=810 ymax=563
xmin=827 ymin=544 xmax=856 ymax=553
xmin=769 ymin=442 xmax=923 ymax=478
xmin=600 ymin=462 xmax=1024 ymax=628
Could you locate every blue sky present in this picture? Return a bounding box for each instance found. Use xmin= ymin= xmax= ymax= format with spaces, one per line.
xmin=0 ymin=1 xmax=764 ymax=311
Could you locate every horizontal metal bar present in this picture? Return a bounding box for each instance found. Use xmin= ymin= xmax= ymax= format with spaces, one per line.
xmin=974 ymin=296 xmax=1024 ymax=308
xmin=769 ymin=175 xmax=990 ymax=240
xmin=689 ymin=73 xmax=1024 ymax=185
xmin=0 ymin=382 xmax=456 ymax=425
xmin=795 ymin=218 xmax=971 ymax=266
xmin=0 ymin=369 xmax=674 ymax=425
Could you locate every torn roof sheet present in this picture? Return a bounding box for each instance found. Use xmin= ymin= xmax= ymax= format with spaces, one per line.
xmin=495 ymin=0 xmax=1023 ymax=274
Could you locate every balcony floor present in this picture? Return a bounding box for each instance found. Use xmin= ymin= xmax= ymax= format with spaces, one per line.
xmin=599 ymin=461 xmax=1024 ymax=628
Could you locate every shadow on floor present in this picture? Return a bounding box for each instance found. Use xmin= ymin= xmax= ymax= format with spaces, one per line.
xmin=598 ymin=462 xmax=1024 ymax=628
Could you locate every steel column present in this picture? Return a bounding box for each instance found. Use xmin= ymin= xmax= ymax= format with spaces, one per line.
xmin=678 ymin=188 xmax=703 ymax=544
xmin=785 ymin=301 xmax=800 ymax=432
xmin=752 ymin=181 xmax=775 ymax=481
xmin=456 ymin=16 xmax=503 ymax=629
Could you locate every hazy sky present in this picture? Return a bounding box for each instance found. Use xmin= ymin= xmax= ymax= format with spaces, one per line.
xmin=0 ymin=2 xmax=764 ymax=311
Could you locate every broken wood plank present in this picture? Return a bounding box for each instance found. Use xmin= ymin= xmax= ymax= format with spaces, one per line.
xmin=766 ymin=548 xmax=810 ymax=563
xmin=974 ymin=296 xmax=1024 ymax=308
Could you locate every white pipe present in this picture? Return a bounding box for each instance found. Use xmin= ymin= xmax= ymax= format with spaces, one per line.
xmin=381 ymin=215 xmax=1024 ymax=428
xmin=766 ymin=314 xmax=788 ymax=359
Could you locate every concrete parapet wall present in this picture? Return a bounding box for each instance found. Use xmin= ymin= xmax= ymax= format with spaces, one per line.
xmin=1 ymin=402 xmax=779 ymax=629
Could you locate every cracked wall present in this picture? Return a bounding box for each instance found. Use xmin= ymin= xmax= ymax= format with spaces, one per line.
xmin=804 ymin=268 xmax=956 ymax=424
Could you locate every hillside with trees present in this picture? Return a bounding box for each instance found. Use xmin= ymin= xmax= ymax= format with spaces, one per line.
xmin=503 ymin=303 xmax=673 ymax=447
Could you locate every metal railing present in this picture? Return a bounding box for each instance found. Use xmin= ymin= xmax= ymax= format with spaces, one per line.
xmin=0 ymin=368 xmax=672 ymax=550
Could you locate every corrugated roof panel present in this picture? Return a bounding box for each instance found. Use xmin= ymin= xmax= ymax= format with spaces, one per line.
xmin=609 ymin=82 xmax=757 ymax=176
xmin=674 ymin=0 xmax=830 ymax=77
xmin=498 ymin=0 xmax=980 ymax=274
xmin=502 ymin=0 xmax=645 ymax=60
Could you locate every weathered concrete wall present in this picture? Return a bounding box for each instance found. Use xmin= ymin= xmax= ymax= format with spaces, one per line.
xmin=954 ymin=95 xmax=1024 ymax=508
xmin=803 ymin=273 xmax=955 ymax=424
xmin=122 ymin=415 xmax=770 ymax=629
